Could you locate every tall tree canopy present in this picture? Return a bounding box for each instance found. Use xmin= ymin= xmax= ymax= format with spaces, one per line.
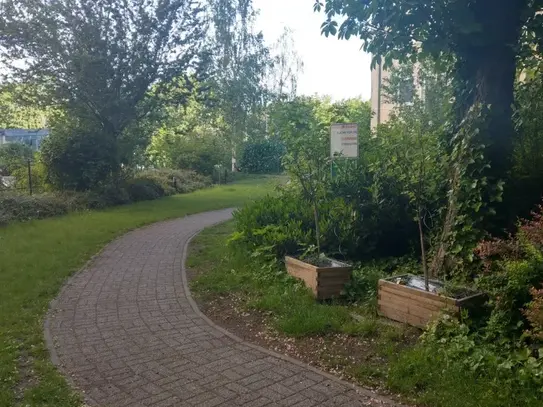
xmin=316 ymin=0 xmax=542 ymax=189
xmin=209 ymin=0 xmax=272 ymax=168
xmin=0 ymin=0 xmax=209 ymax=187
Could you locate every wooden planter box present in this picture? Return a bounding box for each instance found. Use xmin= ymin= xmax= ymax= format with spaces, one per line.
xmin=285 ymin=256 xmax=352 ymax=300
xmin=378 ymin=275 xmax=484 ymax=328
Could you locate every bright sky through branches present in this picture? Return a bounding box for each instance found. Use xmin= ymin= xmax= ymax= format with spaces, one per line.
xmin=253 ymin=0 xmax=372 ymax=101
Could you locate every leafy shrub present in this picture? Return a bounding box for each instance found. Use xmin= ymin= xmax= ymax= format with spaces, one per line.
xmin=525 ymin=288 xmax=543 ymax=341
xmin=0 ymin=193 xmax=70 ymax=225
xmin=475 ymin=205 xmax=543 ymax=341
xmin=141 ymin=167 xmax=212 ymax=193
xmin=0 ymin=168 xmax=212 ymax=225
xmin=388 ymin=315 xmax=543 ymax=407
xmin=147 ymin=128 xmax=231 ymax=176
xmin=126 ymin=178 xmax=165 ymax=202
xmin=11 ymin=156 xmax=52 ymax=193
xmin=231 ymin=167 xmax=417 ymax=263
xmin=0 ymin=143 xmax=33 ymax=175
xmin=329 ymin=162 xmax=417 ymax=259
xmin=239 ymin=140 xmax=285 ymax=174
xmin=40 ymin=122 xmax=116 ymax=191
xmin=230 ymin=192 xmax=314 ymax=259
xmin=343 ymin=264 xmax=384 ymax=306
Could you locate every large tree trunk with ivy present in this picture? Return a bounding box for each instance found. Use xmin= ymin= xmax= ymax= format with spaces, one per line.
xmin=430 ymin=1 xmax=525 ymax=276
xmin=454 ymin=0 xmax=522 ymax=189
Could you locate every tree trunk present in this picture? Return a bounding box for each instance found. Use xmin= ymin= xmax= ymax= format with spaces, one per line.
xmin=431 ymin=0 xmax=526 ymax=275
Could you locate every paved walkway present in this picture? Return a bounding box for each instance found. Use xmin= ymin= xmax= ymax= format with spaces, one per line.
xmin=46 ymin=209 xmax=400 ymax=407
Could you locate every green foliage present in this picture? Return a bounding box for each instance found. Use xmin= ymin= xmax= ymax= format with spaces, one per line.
xmin=40 ymin=122 xmax=117 ymax=191
xmin=232 ymin=93 xmax=423 ymax=263
xmin=342 ymin=265 xmax=385 ymax=307
xmin=146 ymin=92 xmax=232 ymax=176
xmin=11 ymin=156 xmax=50 ymax=192
xmin=210 ymin=0 xmax=273 ymax=158
xmin=0 ymin=143 xmax=33 ymax=176
xmin=0 ymin=84 xmax=49 ymax=129
xmin=525 ymin=288 xmax=543 ymax=341
xmin=0 ymin=194 xmax=71 ymax=225
xmin=269 ymin=96 xmax=372 ymax=253
xmin=475 ymin=206 xmax=543 ymax=341
xmin=231 ymin=183 xmax=417 ymax=263
xmin=1 ymin=0 xmax=209 ymax=187
xmin=389 ymin=315 xmax=543 ymax=407
xmin=504 ymin=71 xmax=543 ymax=226
xmin=329 ymin=161 xmax=417 ymax=258
xmin=316 ymin=0 xmax=537 ymax=235
xmin=230 ymin=192 xmax=313 ymax=259
xmin=125 ymin=178 xmax=165 ymax=202
xmin=239 ymin=140 xmax=285 ymax=174
xmin=134 ymin=169 xmax=211 ymax=195
xmin=0 ymin=168 xmax=212 ymax=225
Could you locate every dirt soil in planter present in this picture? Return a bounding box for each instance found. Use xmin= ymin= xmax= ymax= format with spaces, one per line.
xmin=188 ymin=287 xmax=419 ymax=403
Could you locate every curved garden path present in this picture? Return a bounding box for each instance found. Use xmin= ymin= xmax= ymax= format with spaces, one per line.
xmin=46 ymin=209 xmax=400 ymax=407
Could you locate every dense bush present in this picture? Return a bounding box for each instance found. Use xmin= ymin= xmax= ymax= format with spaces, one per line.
xmin=40 ymin=123 xmax=116 ymax=191
xmin=147 ymin=127 xmax=231 ymax=177
xmin=525 ymin=288 xmax=543 ymax=341
xmin=389 ymin=315 xmax=543 ymax=407
xmin=329 ymin=162 xmax=417 ymax=259
xmin=0 ymin=168 xmax=212 ymax=225
xmin=126 ymin=169 xmax=211 ymax=202
xmin=0 ymin=193 xmax=71 ymax=225
xmin=239 ymin=140 xmax=285 ymax=174
xmin=231 ymin=177 xmax=417 ymax=262
xmin=0 ymin=143 xmax=33 ymax=176
xmin=474 ymin=205 xmax=543 ymax=341
xmin=11 ymin=157 xmax=50 ymax=193
xmin=126 ymin=178 xmax=165 ymax=202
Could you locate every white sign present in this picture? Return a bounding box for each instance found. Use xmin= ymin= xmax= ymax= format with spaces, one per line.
xmin=331 ymin=123 xmax=358 ymax=158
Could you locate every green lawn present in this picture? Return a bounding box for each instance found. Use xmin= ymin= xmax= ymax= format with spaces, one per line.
xmin=0 ymin=176 xmax=279 ymax=407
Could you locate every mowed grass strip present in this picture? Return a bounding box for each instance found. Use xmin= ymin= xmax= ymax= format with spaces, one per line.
xmin=0 ymin=176 xmax=279 ymax=407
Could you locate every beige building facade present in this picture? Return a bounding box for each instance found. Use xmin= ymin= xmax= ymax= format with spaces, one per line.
xmin=371 ymin=60 xmax=423 ymax=129
xmin=370 ymin=62 xmax=396 ymax=129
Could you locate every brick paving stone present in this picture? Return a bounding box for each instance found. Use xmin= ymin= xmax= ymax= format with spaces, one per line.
xmin=46 ymin=209 xmax=404 ymax=407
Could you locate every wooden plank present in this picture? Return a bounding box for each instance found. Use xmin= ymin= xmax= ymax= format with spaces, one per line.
xmin=286 ymin=260 xmax=317 ymax=292
xmin=286 ymin=256 xmax=353 ymax=300
xmin=379 ymin=290 xmax=458 ymax=314
xmin=378 ymin=304 xmax=426 ymax=328
xmin=378 ymin=297 xmax=441 ymax=321
xmin=379 ymin=279 xmax=457 ymax=306
xmin=379 ymin=285 xmax=453 ymax=310
xmin=285 ymin=256 xmax=318 ymax=271
xmin=379 ymin=291 xmax=435 ymax=314
xmin=378 ymin=291 xmax=458 ymax=313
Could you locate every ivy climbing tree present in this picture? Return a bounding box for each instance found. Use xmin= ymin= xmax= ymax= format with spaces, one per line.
xmin=316 ymin=0 xmax=543 ymax=273
xmin=315 ymin=0 xmax=542 ymax=209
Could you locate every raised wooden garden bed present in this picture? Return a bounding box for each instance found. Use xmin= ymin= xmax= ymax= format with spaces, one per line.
xmin=378 ymin=275 xmax=484 ymax=328
xmin=285 ymin=256 xmax=352 ymax=300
